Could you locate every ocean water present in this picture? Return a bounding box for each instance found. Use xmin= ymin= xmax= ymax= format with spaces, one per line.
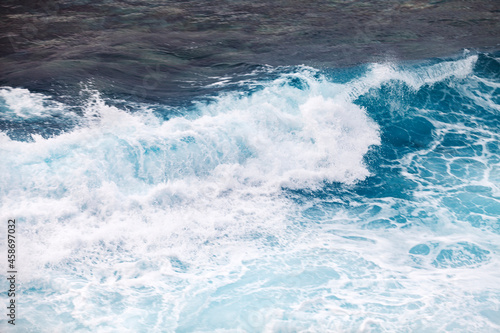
xmin=1 ymin=51 xmax=500 ymax=332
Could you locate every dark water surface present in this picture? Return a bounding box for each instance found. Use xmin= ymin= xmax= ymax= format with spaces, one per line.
xmin=1 ymin=0 xmax=500 ymax=103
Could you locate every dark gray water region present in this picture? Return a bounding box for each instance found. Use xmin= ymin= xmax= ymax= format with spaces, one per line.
xmin=1 ymin=0 xmax=499 ymax=104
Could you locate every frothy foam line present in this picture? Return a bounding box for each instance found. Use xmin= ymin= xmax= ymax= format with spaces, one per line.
xmin=342 ymin=54 xmax=478 ymax=101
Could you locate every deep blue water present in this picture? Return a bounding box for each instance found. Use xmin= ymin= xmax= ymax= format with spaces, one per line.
xmin=1 ymin=51 xmax=500 ymax=332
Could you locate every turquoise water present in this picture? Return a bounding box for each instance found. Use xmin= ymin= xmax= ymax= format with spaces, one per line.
xmin=1 ymin=51 xmax=500 ymax=332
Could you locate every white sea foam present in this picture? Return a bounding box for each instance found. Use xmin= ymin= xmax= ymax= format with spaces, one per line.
xmin=0 ymin=87 xmax=67 ymax=119
xmin=343 ymin=54 xmax=478 ymax=100
xmin=0 ymin=70 xmax=382 ymax=331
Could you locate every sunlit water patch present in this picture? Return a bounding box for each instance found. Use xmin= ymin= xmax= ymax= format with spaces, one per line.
xmin=1 ymin=51 xmax=500 ymax=332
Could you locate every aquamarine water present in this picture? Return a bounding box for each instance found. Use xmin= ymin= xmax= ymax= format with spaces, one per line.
xmin=1 ymin=51 xmax=500 ymax=332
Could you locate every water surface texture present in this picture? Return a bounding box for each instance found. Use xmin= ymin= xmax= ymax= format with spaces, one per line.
xmin=1 ymin=1 xmax=500 ymax=332
xmin=1 ymin=0 xmax=500 ymax=101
